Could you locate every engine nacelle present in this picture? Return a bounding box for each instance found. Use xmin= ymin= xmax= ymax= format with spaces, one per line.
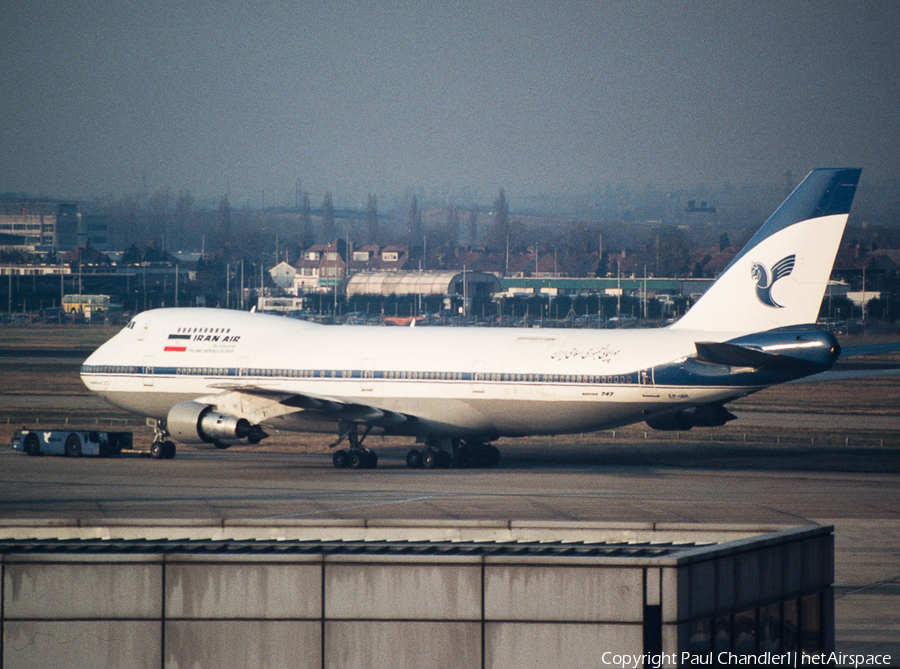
xmin=646 ymin=404 xmax=737 ymax=431
xmin=166 ymin=401 xmax=253 ymax=444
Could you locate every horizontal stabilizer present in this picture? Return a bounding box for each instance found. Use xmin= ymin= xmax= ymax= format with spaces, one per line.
xmin=695 ymin=341 xmax=807 ymax=370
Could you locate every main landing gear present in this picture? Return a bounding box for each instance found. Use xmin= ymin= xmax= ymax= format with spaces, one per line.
xmin=328 ymin=426 xmax=500 ymax=471
xmin=331 ymin=422 xmax=378 ymax=469
xmin=406 ymin=438 xmax=501 ymax=470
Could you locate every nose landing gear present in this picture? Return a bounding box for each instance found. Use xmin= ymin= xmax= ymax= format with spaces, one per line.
xmin=150 ymin=421 xmax=176 ymax=460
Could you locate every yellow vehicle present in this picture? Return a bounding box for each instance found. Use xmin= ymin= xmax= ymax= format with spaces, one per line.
xmin=62 ymin=294 xmax=110 ymax=315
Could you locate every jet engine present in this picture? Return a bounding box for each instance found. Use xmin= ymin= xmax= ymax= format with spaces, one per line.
xmin=646 ymin=403 xmax=737 ymax=431
xmin=166 ymin=401 xmax=256 ymax=444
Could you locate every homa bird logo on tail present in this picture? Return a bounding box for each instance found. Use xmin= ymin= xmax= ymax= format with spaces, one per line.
xmin=750 ymin=254 xmax=796 ymax=308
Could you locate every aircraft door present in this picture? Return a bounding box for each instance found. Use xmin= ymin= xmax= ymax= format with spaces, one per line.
xmin=362 ymin=359 xmax=374 ymax=391
xmin=640 ymin=367 xmax=659 ymax=398
xmin=143 ymin=355 xmax=154 ymax=387
xmin=472 ymin=360 xmax=485 ymax=393
xmin=238 ymin=357 xmax=248 ymax=377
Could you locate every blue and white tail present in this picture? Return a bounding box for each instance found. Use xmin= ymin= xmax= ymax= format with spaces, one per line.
xmin=671 ymin=168 xmax=861 ymax=334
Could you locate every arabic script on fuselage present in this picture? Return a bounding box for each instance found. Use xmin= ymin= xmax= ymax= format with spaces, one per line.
xmin=549 ymin=345 xmax=619 ymax=363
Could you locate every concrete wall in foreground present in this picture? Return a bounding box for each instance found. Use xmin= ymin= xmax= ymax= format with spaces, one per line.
xmin=0 ymin=524 xmax=834 ymax=669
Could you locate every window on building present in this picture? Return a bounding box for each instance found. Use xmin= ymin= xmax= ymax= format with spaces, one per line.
xmin=714 ymin=615 xmax=732 ymax=654
xmin=783 ymin=599 xmax=799 ymax=652
xmin=689 ymin=619 xmax=712 ymax=654
xmin=734 ymin=609 xmax=757 ymax=655
xmin=800 ymin=593 xmax=821 ymax=655
xmin=759 ymin=604 xmax=781 ymax=653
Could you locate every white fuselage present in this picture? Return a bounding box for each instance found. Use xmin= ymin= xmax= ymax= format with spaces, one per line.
xmin=81 ymin=308 xmax=754 ymax=438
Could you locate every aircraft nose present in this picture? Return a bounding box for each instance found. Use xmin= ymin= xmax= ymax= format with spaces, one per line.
xmin=80 ymin=337 xmax=114 ymax=389
xmin=82 ymin=339 xmax=106 ymax=368
xmin=80 ymin=347 xmax=99 ymax=387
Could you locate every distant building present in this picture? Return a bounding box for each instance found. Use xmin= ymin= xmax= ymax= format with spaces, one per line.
xmin=79 ymin=214 xmax=111 ymax=250
xmin=62 ymin=245 xmax=112 ymax=266
xmin=256 ymin=296 xmax=306 ymax=313
xmin=289 ymin=242 xmax=412 ymax=295
xmin=56 ymin=202 xmax=79 ymax=249
xmin=0 ymin=198 xmax=79 ymax=251
xmin=0 ymin=264 xmax=70 ymax=277
xmin=293 ymin=241 xmax=346 ymax=294
xmin=268 ymin=261 xmax=297 ymax=291
xmin=0 ymin=199 xmax=111 ymax=252
xmin=346 ymin=271 xmax=500 ymax=299
xmin=846 ymin=291 xmax=881 ymax=307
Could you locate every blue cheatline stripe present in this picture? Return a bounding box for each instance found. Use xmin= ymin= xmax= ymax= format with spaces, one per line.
xmin=81 ymin=364 xmax=641 ymax=386
xmin=81 ymin=361 xmax=802 ymax=389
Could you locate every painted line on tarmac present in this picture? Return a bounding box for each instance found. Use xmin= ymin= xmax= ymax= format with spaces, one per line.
xmin=834 ymin=574 xmax=900 ymax=599
xmin=263 ymin=494 xmax=439 ymax=519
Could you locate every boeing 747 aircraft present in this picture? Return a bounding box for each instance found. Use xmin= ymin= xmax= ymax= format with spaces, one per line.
xmin=81 ymin=168 xmax=861 ymax=469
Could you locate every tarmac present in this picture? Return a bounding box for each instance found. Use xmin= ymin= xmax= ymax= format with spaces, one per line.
xmin=2 ymin=343 xmax=898 ymax=662
xmin=1 ymin=437 xmax=898 ymax=660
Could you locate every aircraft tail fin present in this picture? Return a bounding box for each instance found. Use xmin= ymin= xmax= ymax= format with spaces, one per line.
xmin=671 ymin=168 xmax=861 ymax=334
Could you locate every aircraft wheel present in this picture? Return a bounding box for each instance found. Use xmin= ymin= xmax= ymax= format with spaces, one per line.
xmin=406 ymin=449 xmax=423 ymax=469
xmin=453 ymin=443 xmax=472 ymax=468
xmin=364 ymin=450 xmax=378 ymax=469
xmin=150 ymin=441 xmax=163 ymax=459
xmin=333 ymin=449 xmax=349 ymax=468
xmin=162 ymin=441 xmax=177 ymax=459
xmin=486 ymin=445 xmax=501 ymax=467
xmin=24 ymin=433 xmax=40 ymax=456
xmin=348 ymin=450 xmax=365 ymax=469
xmin=422 ymin=450 xmax=439 ymax=469
xmin=470 ymin=444 xmax=501 ymax=468
xmin=214 ymin=441 xmax=231 ymax=449
xmin=65 ymin=433 xmax=82 ymax=457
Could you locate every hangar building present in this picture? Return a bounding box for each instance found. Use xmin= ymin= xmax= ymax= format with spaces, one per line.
xmin=346 ymin=270 xmax=501 ymax=299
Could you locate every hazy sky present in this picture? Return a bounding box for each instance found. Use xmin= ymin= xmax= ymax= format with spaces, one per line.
xmin=2 ymin=0 xmax=899 ymax=205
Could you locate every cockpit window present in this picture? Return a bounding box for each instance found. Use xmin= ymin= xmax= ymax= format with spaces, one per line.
xmin=126 ymin=320 xmax=136 ymax=329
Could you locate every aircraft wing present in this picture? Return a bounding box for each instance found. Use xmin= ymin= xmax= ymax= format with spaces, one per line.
xmin=203 ymin=382 xmax=411 ymax=428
